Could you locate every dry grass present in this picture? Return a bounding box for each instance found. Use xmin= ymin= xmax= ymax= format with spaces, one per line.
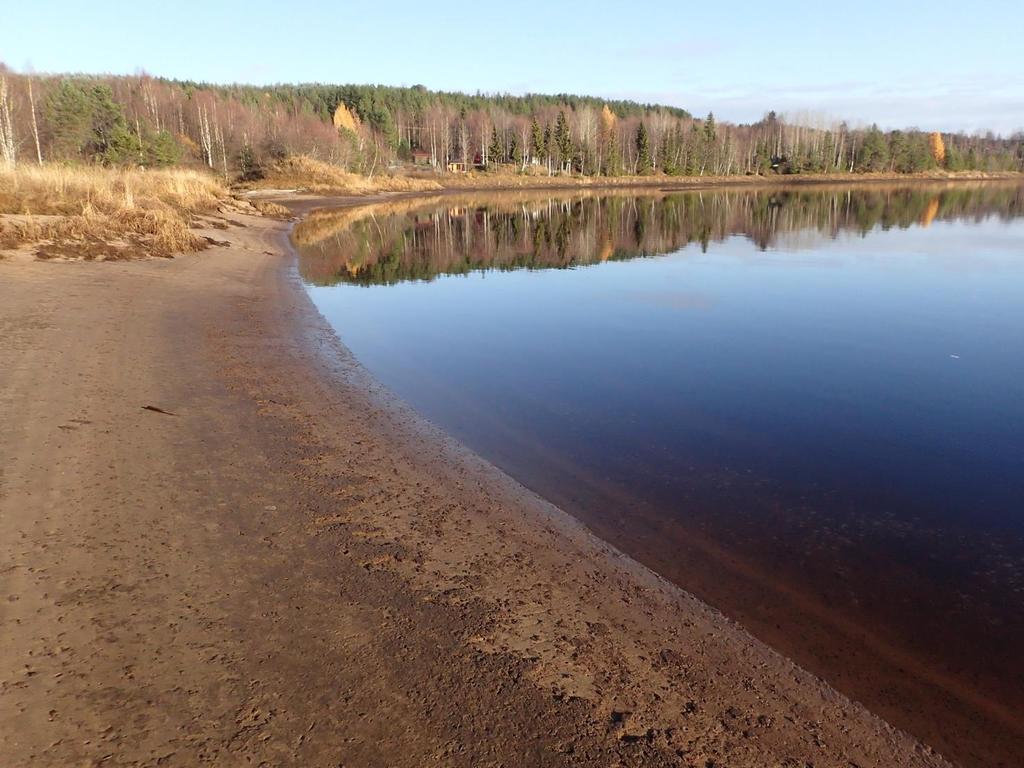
xmin=249 ymin=155 xmax=442 ymax=195
xmin=0 ymin=165 xmax=227 ymax=259
xmin=249 ymin=199 xmax=292 ymax=218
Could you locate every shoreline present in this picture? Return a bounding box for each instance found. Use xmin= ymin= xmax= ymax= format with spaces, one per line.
xmin=244 ymin=168 xmax=1024 ymax=202
xmin=0 ymin=200 xmax=956 ymax=766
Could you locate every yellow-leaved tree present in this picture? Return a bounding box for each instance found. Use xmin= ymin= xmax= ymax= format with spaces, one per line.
xmin=929 ymin=132 xmax=946 ymax=165
xmin=600 ymin=104 xmax=617 ymax=135
xmin=599 ymin=105 xmax=618 ymax=174
xmin=333 ymin=103 xmax=360 ymax=134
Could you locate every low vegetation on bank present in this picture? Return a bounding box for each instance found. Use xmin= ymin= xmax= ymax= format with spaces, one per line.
xmin=246 ymin=155 xmax=441 ymax=194
xmin=0 ymin=165 xmax=225 ymax=259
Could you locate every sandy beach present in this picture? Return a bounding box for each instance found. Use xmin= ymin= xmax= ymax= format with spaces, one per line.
xmin=0 ymin=204 xmax=954 ymax=767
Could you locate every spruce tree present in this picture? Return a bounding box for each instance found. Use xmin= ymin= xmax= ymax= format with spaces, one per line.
xmin=237 ymin=143 xmax=262 ymax=180
xmin=662 ymin=126 xmax=683 ymax=175
xmin=636 ymin=122 xmax=652 ymax=175
xmin=701 ymin=112 xmax=717 ymax=174
xmin=488 ymin=126 xmax=502 ymax=165
xmin=703 ymin=111 xmax=717 ymax=144
xmin=605 ymin=139 xmax=621 ymax=176
xmin=821 ymin=131 xmax=836 ymax=172
xmin=686 ymin=124 xmax=701 ymax=175
xmin=509 ymin=133 xmax=522 ymax=167
xmin=555 ymin=111 xmax=571 ymax=172
xmin=529 ymin=118 xmax=543 ymax=165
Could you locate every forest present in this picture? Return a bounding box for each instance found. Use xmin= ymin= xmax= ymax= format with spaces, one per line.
xmin=1 ymin=66 xmax=1023 ymax=180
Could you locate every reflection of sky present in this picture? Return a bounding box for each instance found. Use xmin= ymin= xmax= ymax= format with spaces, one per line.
xmin=308 ymin=215 xmax=1024 ymax=534
xmin=713 ymin=219 xmax=1024 ymax=274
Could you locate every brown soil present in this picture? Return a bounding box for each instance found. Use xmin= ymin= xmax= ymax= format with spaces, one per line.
xmin=0 ymin=207 xmax=951 ymax=767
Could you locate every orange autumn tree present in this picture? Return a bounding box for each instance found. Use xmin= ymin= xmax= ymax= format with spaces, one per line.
xmin=599 ymin=104 xmax=618 ymax=175
xmin=332 ymin=103 xmax=360 ymax=134
xmin=929 ymin=132 xmax=946 ymax=166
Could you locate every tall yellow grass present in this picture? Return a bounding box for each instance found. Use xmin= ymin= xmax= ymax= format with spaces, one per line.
xmin=252 ymin=155 xmax=442 ymax=194
xmin=0 ymin=165 xmax=226 ymax=257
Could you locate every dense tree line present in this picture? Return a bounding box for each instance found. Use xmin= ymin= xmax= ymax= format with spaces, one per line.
xmin=1 ymin=65 xmax=1021 ymax=178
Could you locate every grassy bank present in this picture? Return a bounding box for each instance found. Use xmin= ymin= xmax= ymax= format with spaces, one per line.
xmin=247 ymin=155 xmax=1023 ymax=196
xmin=0 ymin=165 xmax=227 ymax=259
xmin=245 ymin=156 xmax=443 ymax=195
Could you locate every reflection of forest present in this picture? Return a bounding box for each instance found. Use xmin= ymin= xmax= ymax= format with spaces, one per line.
xmin=295 ymin=183 xmax=1024 ymax=286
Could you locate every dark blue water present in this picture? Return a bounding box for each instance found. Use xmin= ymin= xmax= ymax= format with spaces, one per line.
xmin=295 ymin=184 xmax=1024 ymax=765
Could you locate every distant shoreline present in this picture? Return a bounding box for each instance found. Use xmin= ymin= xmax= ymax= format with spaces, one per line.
xmin=244 ymin=167 xmax=1024 ymax=206
xmin=437 ymin=168 xmax=1024 ymax=192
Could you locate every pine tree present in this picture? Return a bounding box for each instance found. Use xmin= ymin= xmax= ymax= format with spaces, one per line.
xmin=636 ymin=122 xmax=652 ymax=175
xmin=858 ymin=124 xmax=890 ymax=172
xmin=888 ymin=130 xmax=908 ymax=171
xmin=145 ymin=129 xmax=181 ymax=167
xmin=46 ymin=81 xmax=95 ymax=160
xmin=45 ymin=82 xmax=136 ymax=163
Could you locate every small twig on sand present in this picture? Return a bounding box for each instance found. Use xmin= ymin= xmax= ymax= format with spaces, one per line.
xmin=142 ymin=405 xmax=177 ymax=416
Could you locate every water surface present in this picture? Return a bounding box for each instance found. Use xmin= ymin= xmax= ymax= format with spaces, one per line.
xmin=296 ymin=183 xmax=1024 ymax=767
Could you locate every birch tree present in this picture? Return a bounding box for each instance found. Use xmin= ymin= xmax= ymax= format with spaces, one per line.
xmin=27 ymin=77 xmax=42 ymax=164
xmin=197 ymin=104 xmax=214 ymax=168
xmin=0 ymin=77 xmax=16 ymax=169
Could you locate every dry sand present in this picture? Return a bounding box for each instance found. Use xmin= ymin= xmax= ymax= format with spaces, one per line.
xmin=0 ymin=207 xmax=952 ymax=767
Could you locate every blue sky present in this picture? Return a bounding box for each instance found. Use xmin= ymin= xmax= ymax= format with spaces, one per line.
xmin=5 ymin=0 xmax=1023 ymax=134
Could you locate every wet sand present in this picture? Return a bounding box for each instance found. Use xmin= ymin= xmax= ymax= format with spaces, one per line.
xmin=0 ymin=206 xmax=951 ymax=766
xmin=521 ymin=469 xmax=1024 ymax=768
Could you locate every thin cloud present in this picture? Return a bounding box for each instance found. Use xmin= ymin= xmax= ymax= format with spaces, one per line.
xmin=614 ymin=75 xmax=1024 ymax=134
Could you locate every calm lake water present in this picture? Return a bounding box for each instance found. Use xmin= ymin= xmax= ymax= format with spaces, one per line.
xmin=295 ymin=183 xmax=1024 ymax=767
